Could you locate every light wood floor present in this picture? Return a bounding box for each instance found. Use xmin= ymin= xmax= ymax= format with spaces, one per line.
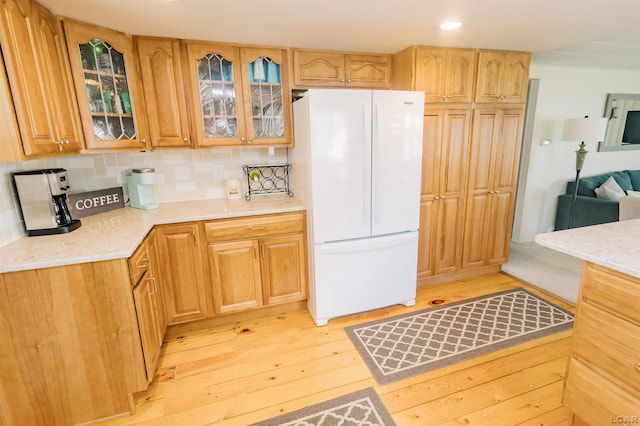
xmin=96 ymin=272 xmax=575 ymax=425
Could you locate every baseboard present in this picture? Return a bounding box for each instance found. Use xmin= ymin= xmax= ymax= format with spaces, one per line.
xmin=417 ymin=265 xmax=502 ymax=287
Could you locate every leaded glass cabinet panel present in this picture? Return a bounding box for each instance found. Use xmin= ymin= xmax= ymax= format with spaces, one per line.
xmin=63 ymin=20 xmax=149 ymax=150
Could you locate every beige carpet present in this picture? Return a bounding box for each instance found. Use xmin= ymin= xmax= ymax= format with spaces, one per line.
xmin=503 ymin=242 xmax=582 ymax=306
xmin=345 ymin=288 xmax=574 ymax=385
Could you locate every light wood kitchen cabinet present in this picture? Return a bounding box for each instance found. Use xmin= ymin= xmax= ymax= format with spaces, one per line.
xmin=0 ymin=49 xmax=23 ymax=162
xmin=461 ymin=107 xmax=524 ymax=270
xmin=564 ymin=262 xmax=640 ymax=424
xmin=205 ymin=212 xmax=307 ymax=315
xmin=136 ymin=36 xmax=191 ymax=148
xmin=0 ymin=260 xmax=147 ymax=425
xmin=0 ymin=0 xmax=83 ymax=157
xmin=392 ymin=46 xmax=476 ymax=103
xmin=207 ymin=239 xmax=263 ymax=314
xmin=156 ymin=222 xmax=211 ymax=324
xmin=260 ymin=233 xmax=307 ymax=305
xmin=475 ymin=50 xmax=530 ymax=103
xmin=130 ymin=230 xmax=166 ymax=383
xmin=292 ymin=49 xmax=391 ymax=88
xmin=185 ymin=42 xmax=292 ymax=147
xmin=63 ymin=19 xmax=151 ymax=150
xmin=417 ymin=107 xmax=471 ymax=281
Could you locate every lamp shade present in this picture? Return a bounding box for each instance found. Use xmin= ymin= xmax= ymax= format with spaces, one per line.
xmin=562 ymin=117 xmax=608 ymax=143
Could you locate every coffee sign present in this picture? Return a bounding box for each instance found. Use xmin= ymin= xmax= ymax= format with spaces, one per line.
xmin=68 ymin=187 xmax=125 ymax=218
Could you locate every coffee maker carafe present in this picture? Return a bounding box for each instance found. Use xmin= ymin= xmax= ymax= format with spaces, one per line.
xmin=13 ymin=168 xmax=81 ymax=236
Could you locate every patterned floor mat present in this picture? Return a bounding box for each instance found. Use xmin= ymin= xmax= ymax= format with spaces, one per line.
xmin=345 ymin=288 xmax=574 ymax=385
xmin=251 ymin=387 xmax=396 ymax=426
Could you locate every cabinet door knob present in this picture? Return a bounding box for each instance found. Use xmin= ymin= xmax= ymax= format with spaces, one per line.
xmin=247 ymin=137 xmax=253 ymax=142
xmin=183 ymin=137 xmax=189 ymax=143
xmin=141 ymin=139 xmax=147 ymax=144
xmin=635 ymin=363 xmax=640 ymax=373
xmin=434 ymin=196 xmax=440 ymax=200
xmin=241 ymin=137 xmax=246 ymax=142
xmin=346 ymin=79 xmax=352 ymax=83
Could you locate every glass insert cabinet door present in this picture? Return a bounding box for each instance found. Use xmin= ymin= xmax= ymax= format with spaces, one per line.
xmin=62 ymin=20 xmax=149 ymax=150
xmin=79 ymin=39 xmax=136 ymax=141
xmin=187 ymin=43 xmax=291 ymax=147
xmin=186 ymin=43 xmax=244 ymax=147
xmin=197 ymin=52 xmax=240 ymax=141
xmin=240 ymin=48 xmax=291 ymax=146
xmin=246 ymin=56 xmax=284 ymax=138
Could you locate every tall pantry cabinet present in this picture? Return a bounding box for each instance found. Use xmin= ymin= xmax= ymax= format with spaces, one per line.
xmin=393 ymin=46 xmax=529 ymax=284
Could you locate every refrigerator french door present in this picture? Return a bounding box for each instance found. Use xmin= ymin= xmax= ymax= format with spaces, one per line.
xmin=291 ymin=89 xmax=424 ymax=326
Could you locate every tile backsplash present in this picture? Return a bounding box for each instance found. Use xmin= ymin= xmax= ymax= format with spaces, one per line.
xmin=0 ymin=147 xmax=287 ymax=246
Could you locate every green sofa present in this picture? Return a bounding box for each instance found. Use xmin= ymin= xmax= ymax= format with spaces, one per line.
xmin=555 ymin=170 xmax=640 ymax=230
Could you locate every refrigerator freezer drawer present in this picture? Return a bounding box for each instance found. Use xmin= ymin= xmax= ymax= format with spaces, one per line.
xmin=310 ymin=232 xmax=418 ymax=326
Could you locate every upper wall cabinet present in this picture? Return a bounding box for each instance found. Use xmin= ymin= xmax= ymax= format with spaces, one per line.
xmin=0 ymin=49 xmax=23 ymax=162
xmin=392 ymin=46 xmax=476 ymax=103
xmin=292 ymin=49 xmax=391 ymax=89
xmin=185 ymin=42 xmax=292 ymax=147
xmin=63 ymin=19 xmax=150 ymax=150
xmin=475 ymin=50 xmax=530 ymax=104
xmin=136 ymin=36 xmax=191 ymax=149
xmin=0 ymin=0 xmax=83 ymax=157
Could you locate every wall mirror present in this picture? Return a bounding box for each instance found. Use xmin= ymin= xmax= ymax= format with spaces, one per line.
xmin=598 ymin=93 xmax=640 ymax=152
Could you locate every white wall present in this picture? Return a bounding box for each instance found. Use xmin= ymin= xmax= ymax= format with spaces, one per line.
xmin=512 ymin=63 xmax=640 ymax=243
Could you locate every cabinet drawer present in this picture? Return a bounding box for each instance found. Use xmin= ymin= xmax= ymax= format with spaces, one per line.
xmin=581 ymin=263 xmax=640 ymax=325
xmin=128 ymin=240 xmax=149 ymax=286
xmin=564 ymin=358 xmax=640 ymax=424
xmin=205 ymin=212 xmax=305 ymax=242
xmin=573 ymin=302 xmax=640 ymax=397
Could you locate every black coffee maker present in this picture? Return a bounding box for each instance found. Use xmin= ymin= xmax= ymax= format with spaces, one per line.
xmin=13 ymin=168 xmax=81 ymax=236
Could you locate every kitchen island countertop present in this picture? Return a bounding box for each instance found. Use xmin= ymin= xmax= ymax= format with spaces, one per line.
xmin=535 ymin=218 xmax=640 ymax=279
xmin=0 ymin=195 xmax=305 ymax=273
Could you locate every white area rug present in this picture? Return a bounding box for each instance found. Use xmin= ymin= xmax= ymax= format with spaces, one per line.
xmin=502 ymin=241 xmax=582 ymax=305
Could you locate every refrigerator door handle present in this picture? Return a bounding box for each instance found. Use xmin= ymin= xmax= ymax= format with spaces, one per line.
xmin=373 ymin=104 xmax=380 ymax=226
xmin=362 ymin=104 xmax=369 ymax=228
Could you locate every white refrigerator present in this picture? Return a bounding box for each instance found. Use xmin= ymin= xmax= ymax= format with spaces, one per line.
xmin=290 ymin=89 xmax=424 ymax=326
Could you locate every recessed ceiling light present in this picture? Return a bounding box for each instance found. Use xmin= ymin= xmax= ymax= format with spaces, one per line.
xmin=440 ymin=21 xmax=462 ymax=31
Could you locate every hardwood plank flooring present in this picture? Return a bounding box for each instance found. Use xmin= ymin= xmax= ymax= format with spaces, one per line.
xmin=94 ymin=272 xmax=575 ymax=425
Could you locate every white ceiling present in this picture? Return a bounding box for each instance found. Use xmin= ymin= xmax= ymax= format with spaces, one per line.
xmin=41 ymin=0 xmax=640 ymax=69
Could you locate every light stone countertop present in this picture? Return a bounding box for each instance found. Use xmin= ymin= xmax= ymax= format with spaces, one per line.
xmin=0 ymin=195 xmax=306 ymax=273
xmin=535 ymin=219 xmax=640 ymax=279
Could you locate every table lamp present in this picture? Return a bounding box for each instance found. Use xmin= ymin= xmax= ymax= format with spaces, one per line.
xmin=562 ymin=116 xmax=608 ymax=228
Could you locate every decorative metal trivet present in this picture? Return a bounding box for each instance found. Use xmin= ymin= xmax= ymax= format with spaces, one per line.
xmin=243 ymin=164 xmax=293 ymax=200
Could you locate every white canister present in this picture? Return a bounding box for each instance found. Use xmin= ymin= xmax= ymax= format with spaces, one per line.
xmin=224 ymin=177 xmax=242 ymax=200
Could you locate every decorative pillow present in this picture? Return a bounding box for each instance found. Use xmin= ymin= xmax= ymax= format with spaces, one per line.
xmin=627 ymin=190 xmax=640 ymax=198
xmin=594 ymin=176 xmax=626 ymax=201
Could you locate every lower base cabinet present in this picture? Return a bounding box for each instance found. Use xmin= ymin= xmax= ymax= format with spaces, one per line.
xmin=0 ymin=260 xmax=148 ymax=426
xmin=206 ymin=212 xmax=308 ymax=315
xmin=208 ymin=239 xmax=264 ymax=314
xmin=157 ymin=211 xmax=308 ymax=321
xmin=564 ymin=262 xmax=640 ymax=424
xmin=155 ymin=222 xmax=211 ymax=324
xmin=131 ymin=230 xmax=166 ymax=383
